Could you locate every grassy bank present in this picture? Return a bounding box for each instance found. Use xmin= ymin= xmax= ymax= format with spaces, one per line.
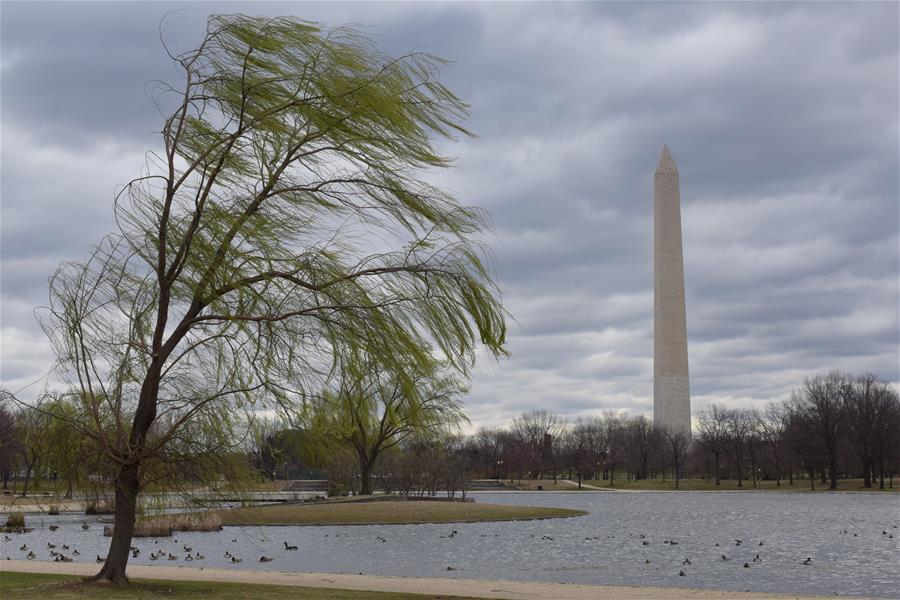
xmin=0 ymin=572 xmax=476 ymax=600
xmin=583 ymin=477 xmax=899 ymax=492
xmin=218 ymin=499 xmax=587 ymax=525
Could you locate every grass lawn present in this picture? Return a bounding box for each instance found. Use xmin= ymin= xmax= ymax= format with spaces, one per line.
xmin=218 ymin=499 xmax=587 ymax=525
xmin=583 ymin=477 xmax=899 ymax=492
xmin=0 ymin=572 xmax=474 ymax=600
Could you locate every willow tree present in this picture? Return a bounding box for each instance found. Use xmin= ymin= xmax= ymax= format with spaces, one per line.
xmin=299 ymin=354 xmax=467 ymax=496
xmin=41 ymin=14 xmax=505 ymax=584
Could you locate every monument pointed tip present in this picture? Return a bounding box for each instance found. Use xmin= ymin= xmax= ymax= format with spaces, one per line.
xmin=657 ymin=144 xmax=677 ymax=173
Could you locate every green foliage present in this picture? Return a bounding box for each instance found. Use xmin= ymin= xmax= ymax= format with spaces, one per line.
xmin=38 ymin=14 xmax=506 ymax=497
xmin=299 ymin=354 xmax=467 ymax=489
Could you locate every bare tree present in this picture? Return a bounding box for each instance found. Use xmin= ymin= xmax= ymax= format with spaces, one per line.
xmin=758 ymin=401 xmax=791 ymax=486
xmin=846 ymin=374 xmax=896 ymax=488
xmin=873 ymin=386 xmax=900 ymax=488
xmin=743 ymin=410 xmax=764 ymax=488
xmin=471 ymin=427 xmax=503 ymax=478
xmin=600 ymin=411 xmax=626 ymax=485
xmin=697 ymin=404 xmax=729 ymax=485
xmin=662 ymin=425 xmax=692 ymax=488
xmin=794 ymin=372 xmax=849 ymax=490
xmin=39 ymin=15 xmax=506 ymax=584
xmin=623 ymin=415 xmax=658 ymax=480
xmin=727 ymin=408 xmax=754 ymax=488
xmin=561 ymin=417 xmax=603 ymax=488
xmin=510 ymin=410 xmax=564 ymax=479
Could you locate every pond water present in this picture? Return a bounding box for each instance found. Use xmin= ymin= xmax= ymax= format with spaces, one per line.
xmin=3 ymin=491 xmax=899 ymax=598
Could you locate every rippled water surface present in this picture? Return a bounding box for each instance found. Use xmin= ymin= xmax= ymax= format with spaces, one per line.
xmin=4 ymin=491 xmax=899 ymax=598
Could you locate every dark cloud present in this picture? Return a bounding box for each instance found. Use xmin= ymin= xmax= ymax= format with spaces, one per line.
xmin=2 ymin=2 xmax=897 ymax=428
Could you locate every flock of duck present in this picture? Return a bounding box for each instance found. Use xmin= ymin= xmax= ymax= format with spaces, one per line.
xmin=3 ymin=520 xmax=898 ymax=581
xmin=4 ymin=523 xmax=303 ymax=565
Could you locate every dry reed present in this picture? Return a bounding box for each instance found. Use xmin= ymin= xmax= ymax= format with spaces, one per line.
xmin=84 ymin=498 xmax=116 ymax=515
xmin=5 ymin=512 xmax=25 ymax=528
xmin=111 ymin=511 xmax=223 ymax=537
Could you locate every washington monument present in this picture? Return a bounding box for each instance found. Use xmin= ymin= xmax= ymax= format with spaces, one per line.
xmin=653 ymin=145 xmax=691 ymax=435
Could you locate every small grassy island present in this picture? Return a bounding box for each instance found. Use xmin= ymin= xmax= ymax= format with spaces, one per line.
xmin=217 ymin=499 xmax=587 ymax=526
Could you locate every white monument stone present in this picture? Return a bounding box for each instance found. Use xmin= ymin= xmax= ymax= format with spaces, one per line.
xmin=653 ymin=145 xmax=691 ymax=435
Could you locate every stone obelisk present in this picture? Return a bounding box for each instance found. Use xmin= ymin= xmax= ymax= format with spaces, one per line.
xmin=654 ymin=145 xmax=691 ymax=435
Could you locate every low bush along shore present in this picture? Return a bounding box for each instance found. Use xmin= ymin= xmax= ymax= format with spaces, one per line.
xmin=0 ymin=572 xmax=478 ymax=600
xmin=217 ymin=499 xmax=587 ymax=526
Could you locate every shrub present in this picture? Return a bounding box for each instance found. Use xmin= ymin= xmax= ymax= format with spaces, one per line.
xmin=120 ymin=511 xmax=223 ymax=538
xmin=5 ymin=512 xmax=25 ymax=528
xmin=84 ymin=498 xmax=115 ymax=515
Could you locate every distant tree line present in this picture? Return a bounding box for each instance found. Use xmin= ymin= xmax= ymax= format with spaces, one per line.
xmin=247 ymin=370 xmax=899 ymax=494
xmin=4 ymin=371 xmax=898 ymax=497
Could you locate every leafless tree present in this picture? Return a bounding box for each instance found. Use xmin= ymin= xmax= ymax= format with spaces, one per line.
xmin=624 ymin=415 xmax=658 ymax=480
xmin=758 ymin=401 xmax=792 ymax=486
xmin=600 ymin=411 xmax=626 ymax=485
xmin=727 ymin=408 xmax=754 ymax=487
xmin=662 ymin=425 xmax=692 ymax=488
xmin=510 ymin=410 xmax=564 ymax=479
xmin=560 ymin=417 xmax=604 ymax=488
xmin=845 ymin=374 xmax=896 ymax=488
xmin=872 ymin=386 xmax=900 ymax=488
xmin=794 ymin=372 xmax=849 ymax=490
xmin=471 ymin=427 xmax=503 ymax=478
xmin=697 ymin=404 xmax=730 ymax=485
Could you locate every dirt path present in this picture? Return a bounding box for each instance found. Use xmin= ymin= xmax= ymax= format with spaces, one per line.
xmin=0 ymin=560 xmax=867 ymax=600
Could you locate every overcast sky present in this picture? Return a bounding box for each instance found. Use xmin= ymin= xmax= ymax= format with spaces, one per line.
xmin=2 ymin=1 xmax=898 ymax=429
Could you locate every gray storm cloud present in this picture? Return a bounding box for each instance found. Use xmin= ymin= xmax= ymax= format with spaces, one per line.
xmin=2 ymin=2 xmax=897 ymax=428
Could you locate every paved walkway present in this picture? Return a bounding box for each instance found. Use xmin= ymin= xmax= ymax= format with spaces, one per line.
xmin=0 ymin=560 xmax=865 ymax=600
xmin=557 ymin=479 xmax=620 ymax=491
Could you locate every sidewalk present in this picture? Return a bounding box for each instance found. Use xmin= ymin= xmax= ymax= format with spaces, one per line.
xmin=557 ymin=479 xmax=621 ymax=491
xmin=0 ymin=560 xmax=864 ymax=600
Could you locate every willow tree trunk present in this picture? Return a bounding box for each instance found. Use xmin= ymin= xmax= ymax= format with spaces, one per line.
xmin=88 ymin=463 xmax=140 ymax=584
xmin=358 ymin=452 xmax=373 ymax=496
xmin=90 ymin=356 xmax=162 ymax=584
